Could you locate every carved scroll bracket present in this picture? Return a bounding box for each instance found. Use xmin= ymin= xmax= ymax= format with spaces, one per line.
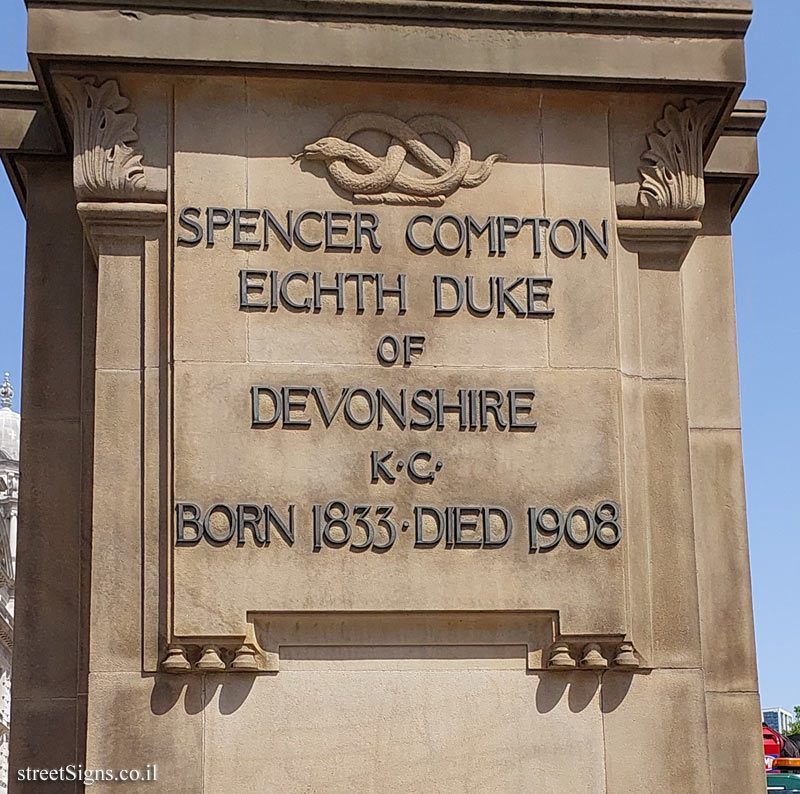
xmin=56 ymin=75 xmax=165 ymax=203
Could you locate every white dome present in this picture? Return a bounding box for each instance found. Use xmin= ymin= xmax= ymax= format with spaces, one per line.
xmin=0 ymin=374 xmax=19 ymax=463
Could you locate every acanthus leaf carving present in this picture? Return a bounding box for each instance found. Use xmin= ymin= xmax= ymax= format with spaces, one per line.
xmin=57 ymin=76 xmax=146 ymax=201
xmin=638 ymin=99 xmax=717 ymax=220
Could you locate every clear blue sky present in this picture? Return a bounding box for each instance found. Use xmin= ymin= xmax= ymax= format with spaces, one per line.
xmin=0 ymin=1 xmax=797 ymax=712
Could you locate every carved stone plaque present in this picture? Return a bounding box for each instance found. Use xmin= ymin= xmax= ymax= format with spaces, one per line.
xmin=168 ymin=76 xmax=629 ymax=658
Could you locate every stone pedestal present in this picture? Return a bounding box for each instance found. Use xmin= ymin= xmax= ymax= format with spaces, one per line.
xmin=0 ymin=2 xmax=766 ymax=792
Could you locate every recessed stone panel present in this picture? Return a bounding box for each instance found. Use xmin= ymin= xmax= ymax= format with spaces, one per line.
xmin=169 ymin=77 xmax=627 ymax=641
xmin=172 ymin=361 xmax=625 ymax=636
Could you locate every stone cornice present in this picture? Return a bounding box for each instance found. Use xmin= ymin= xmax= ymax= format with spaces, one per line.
xmin=24 ymin=0 xmax=753 ymax=35
xmin=723 ymin=99 xmax=767 ymax=136
xmin=0 ymin=72 xmax=60 ymax=156
xmin=705 ymin=99 xmax=765 ymax=217
xmin=0 ymin=71 xmax=63 ymax=211
xmin=0 ymin=72 xmax=42 ymax=107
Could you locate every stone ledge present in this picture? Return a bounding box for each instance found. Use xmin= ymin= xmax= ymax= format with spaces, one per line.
xmin=724 ymin=99 xmax=767 ymax=135
xmin=616 ymin=218 xmax=702 ymax=269
xmin=76 ymin=200 xmax=167 ymax=225
xmin=26 ymin=0 xmax=753 ymax=35
xmin=27 ymin=9 xmax=748 ymax=89
xmin=617 ymin=219 xmax=702 ymax=264
xmin=0 ymin=72 xmax=42 ymax=107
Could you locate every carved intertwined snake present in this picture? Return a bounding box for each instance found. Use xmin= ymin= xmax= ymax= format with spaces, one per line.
xmin=297 ymin=112 xmax=505 ymax=205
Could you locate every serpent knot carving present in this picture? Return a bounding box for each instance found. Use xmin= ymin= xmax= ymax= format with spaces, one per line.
xmin=295 ymin=112 xmax=505 ymax=205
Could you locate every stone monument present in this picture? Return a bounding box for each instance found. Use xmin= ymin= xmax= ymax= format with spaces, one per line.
xmin=0 ymin=1 xmax=766 ymax=791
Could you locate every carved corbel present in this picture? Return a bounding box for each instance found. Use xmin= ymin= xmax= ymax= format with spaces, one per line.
xmin=639 ymin=99 xmax=717 ymax=221
xmin=619 ymin=99 xmax=717 ymax=268
xmin=57 ymin=76 xmax=148 ymax=202
xmin=55 ymin=76 xmax=167 ymax=263
xmin=160 ymin=628 xmax=270 ymax=675
xmin=546 ymin=639 xmax=645 ymax=671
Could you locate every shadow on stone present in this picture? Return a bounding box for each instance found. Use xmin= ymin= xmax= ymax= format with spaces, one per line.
xmin=534 ymin=674 xmax=568 ymax=713
xmin=149 ymin=675 xmax=190 ymax=715
xmin=600 ymin=672 xmax=636 ymax=713
xmin=568 ymin=674 xmax=600 ymax=713
xmin=217 ymin=674 xmax=256 ymax=715
xmin=149 ymin=672 xmax=258 ymax=716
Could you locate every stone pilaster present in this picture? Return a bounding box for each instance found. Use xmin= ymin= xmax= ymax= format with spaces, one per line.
xmin=56 ymin=76 xmax=168 ymax=675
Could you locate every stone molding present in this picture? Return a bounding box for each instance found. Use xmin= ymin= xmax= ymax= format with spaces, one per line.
xmin=76 ymin=201 xmax=166 ymax=261
xmin=161 ymin=613 xmax=648 ymax=675
xmin=56 ymin=75 xmax=147 ymax=202
xmin=26 ymin=0 xmax=753 ymax=35
xmin=617 ymin=218 xmax=702 ymax=269
xmin=24 ymin=10 xmax=749 ymax=92
xmin=722 ymin=99 xmax=767 ymax=136
xmin=639 ymin=99 xmax=717 ymax=221
xmin=706 ymin=99 xmax=766 ymax=217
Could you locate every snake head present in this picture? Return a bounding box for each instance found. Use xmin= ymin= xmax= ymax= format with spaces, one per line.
xmin=294 ymin=137 xmax=341 ymax=162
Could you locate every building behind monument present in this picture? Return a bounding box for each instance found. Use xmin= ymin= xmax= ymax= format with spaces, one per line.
xmin=764 ymin=708 xmax=796 ymax=736
xmin=0 ymin=375 xmax=18 ymax=794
